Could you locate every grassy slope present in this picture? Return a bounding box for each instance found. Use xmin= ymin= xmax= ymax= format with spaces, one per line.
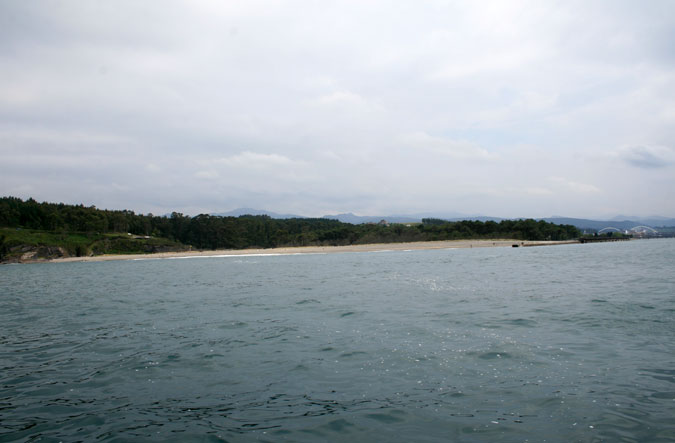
xmin=0 ymin=228 xmax=188 ymax=261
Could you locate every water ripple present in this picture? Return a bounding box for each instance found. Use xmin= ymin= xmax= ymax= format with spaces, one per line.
xmin=1 ymin=239 xmax=674 ymax=441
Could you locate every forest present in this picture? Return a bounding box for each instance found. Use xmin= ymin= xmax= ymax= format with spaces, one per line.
xmin=0 ymin=197 xmax=581 ymax=259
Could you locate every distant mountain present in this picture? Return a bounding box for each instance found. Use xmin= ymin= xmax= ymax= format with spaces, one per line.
xmin=403 ymin=215 xmax=675 ymax=230
xmin=321 ymin=211 xmax=502 ymax=224
xmin=322 ymin=213 xmax=421 ymax=224
xmin=439 ymin=216 xmax=505 ymax=223
xmin=324 ymin=214 xmax=675 ymax=231
xmin=212 ymin=208 xmax=306 ymax=219
xmin=211 ymin=208 xmax=675 ymax=230
xmin=542 ymin=217 xmax=675 ymax=230
xmin=609 ymin=215 xmax=675 ymax=226
xmin=391 ymin=211 xmax=467 ymax=220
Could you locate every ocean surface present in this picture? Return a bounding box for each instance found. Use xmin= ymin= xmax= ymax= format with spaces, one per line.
xmin=1 ymin=239 xmax=674 ymax=442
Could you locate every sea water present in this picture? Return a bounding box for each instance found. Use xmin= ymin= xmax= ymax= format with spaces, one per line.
xmin=1 ymin=239 xmax=674 ymax=442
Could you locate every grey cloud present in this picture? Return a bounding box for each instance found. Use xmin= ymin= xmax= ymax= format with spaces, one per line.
xmin=1 ymin=1 xmax=674 ymax=218
xmin=622 ymin=146 xmax=674 ymax=169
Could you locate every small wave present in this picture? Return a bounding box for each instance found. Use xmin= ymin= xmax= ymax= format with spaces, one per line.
xmin=339 ymin=351 xmax=368 ymax=358
xmin=476 ymin=351 xmax=513 ymax=360
xmin=506 ymin=318 xmax=538 ymax=327
xmin=296 ymin=299 xmax=320 ymax=305
xmin=365 ymin=410 xmax=406 ymax=424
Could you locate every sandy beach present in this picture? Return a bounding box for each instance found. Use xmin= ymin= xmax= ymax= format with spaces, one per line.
xmin=48 ymin=239 xmax=579 ymax=263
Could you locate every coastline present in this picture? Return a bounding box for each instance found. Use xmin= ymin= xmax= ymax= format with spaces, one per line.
xmin=45 ymin=239 xmax=580 ymax=264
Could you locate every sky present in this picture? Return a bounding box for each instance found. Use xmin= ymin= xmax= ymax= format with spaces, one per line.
xmin=1 ymin=1 xmax=674 ymax=218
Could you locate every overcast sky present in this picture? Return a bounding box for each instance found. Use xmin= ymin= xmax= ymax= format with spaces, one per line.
xmin=1 ymin=1 xmax=674 ymax=218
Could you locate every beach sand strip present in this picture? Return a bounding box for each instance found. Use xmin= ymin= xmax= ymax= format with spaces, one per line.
xmin=47 ymin=239 xmax=579 ymax=263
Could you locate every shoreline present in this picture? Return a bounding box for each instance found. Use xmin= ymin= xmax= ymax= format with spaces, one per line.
xmin=43 ymin=239 xmax=580 ymax=264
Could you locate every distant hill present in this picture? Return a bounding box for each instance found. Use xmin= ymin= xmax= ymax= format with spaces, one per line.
xmin=212 ymin=208 xmax=675 ymax=230
xmin=541 ymin=217 xmax=675 ymax=231
xmin=322 ymin=212 xmax=501 ymax=224
xmin=608 ymin=215 xmax=675 ymax=226
xmin=322 ymin=213 xmax=421 ymax=224
xmin=438 ymin=216 xmax=506 ymax=223
xmin=211 ymin=208 xmax=307 ymax=219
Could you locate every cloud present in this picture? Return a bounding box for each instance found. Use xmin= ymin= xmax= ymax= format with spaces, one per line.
xmin=191 ymin=151 xmax=317 ymax=193
xmin=0 ymin=1 xmax=674 ymax=217
xmin=0 ymin=127 xmax=136 ymax=150
xmin=215 ymin=151 xmax=297 ymax=169
xmin=400 ymin=132 xmax=496 ymax=160
xmin=310 ymin=90 xmax=384 ymax=115
xmin=315 ymin=91 xmax=365 ymax=106
xmin=549 ymin=177 xmax=601 ymax=194
xmin=619 ymin=145 xmax=674 ymax=169
xmin=194 ymin=170 xmax=219 ymax=180
xmin=524 ymin=187 xmax=554 ymax=196
xmin=145 ymin=163 xmax=161 ymax=173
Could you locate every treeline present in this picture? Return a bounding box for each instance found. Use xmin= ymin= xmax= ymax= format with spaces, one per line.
xmin=0 ymin=197 xmax=580 ymax=250
xmin=419 ymin=218 xmax=580 ymax=242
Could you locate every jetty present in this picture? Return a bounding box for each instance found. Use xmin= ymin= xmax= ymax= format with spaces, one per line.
xmin=578 ymin=237 xmax=631 ymax=244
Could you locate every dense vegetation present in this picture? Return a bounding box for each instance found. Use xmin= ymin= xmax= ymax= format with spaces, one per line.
xmin=0 ymin=228 xmax=186 ymax=260
xmin=0 ymin=197 xmax=580 ymax=260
